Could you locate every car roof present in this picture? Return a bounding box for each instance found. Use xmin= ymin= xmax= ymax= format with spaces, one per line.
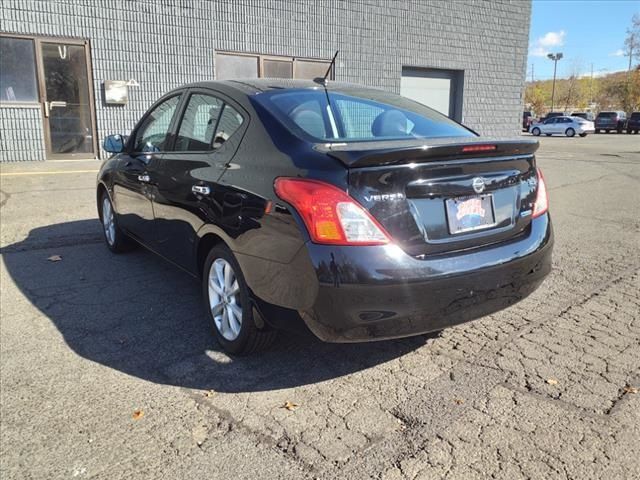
xmin=180 ymin=79 xmax=379 ymax=96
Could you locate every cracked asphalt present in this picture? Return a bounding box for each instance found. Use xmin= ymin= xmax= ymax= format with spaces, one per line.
xmin=1 ymin=134 xmax=639 ymax=479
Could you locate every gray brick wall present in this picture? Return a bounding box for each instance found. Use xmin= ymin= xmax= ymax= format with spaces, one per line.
xmin=0 ymin=106 xmax=46 ymax=162
xmin=0 ymin=0 xmax=531 ymax=162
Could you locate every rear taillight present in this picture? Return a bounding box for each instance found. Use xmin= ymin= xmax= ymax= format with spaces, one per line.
xmin=274 ymin=178 xmax=391 ymax=245
xmin=532 ymin=168 xmax=549 ymax=218
xmin=461 ymin=144 xmax=497 ymax=153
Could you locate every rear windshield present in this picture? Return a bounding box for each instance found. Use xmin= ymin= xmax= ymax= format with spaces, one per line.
xmin=630 ymin=112 xmax=640 ymax=119
xmin=252 ymin=88 xmax=475 ymax=142
xmin=597 ymin=112 xmax=617 ymax=118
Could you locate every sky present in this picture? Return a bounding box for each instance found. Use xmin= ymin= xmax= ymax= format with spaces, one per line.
xmin=528 ymin=0 xmax=639 ymax=81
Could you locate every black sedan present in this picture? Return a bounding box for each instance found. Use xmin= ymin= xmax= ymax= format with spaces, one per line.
xmin=98 ymin=79 xmax=553 ymax=354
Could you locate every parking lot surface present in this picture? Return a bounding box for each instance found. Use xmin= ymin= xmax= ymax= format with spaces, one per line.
xmin=1 ymin=134 xmax=639 ymax=479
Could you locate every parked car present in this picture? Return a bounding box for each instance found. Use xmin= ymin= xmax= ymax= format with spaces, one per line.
xmin=98 ymin=79 xmax=553 ymax=354
xmin=595 ymin=111 xmax=626 ymax=133
xmin=625 ymin=112 xmax=640 ymax=134
xmin=570 ymin=112 xmax=595 ymax=122
xmin=523 ymin=111 xmax=534 ymax=131
xmin=530 ymin=115 xmax=594 ymax=137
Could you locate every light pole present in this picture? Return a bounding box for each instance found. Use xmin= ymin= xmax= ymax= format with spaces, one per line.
xmin=547 ymin=52 xmax=563 ymax=112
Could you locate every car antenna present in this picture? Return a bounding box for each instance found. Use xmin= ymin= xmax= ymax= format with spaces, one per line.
xmin=313 ymin=51 xmax=339 ymax=139
xmin=314 ymin=50 xmax=338 ymax=87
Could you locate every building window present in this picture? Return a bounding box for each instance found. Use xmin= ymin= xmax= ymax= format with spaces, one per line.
xmin=215 ymin=52 xmax=334 ymax=81
xmin=400 ymin=67 xmax=464 ymax=122
xmin=0 ymin=36 xmax=39 ymax=103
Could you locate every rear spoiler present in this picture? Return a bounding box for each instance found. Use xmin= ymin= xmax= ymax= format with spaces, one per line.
xmin=316 ymin=138 xmax=539 ymax=168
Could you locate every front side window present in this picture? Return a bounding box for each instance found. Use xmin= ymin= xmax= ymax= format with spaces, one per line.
xmin=134 ymin=95 xmax=180 ymax=152
xmin=0 ymin=37 xmax=38 ymax=103
xmin=175 ymin=94 xmax=224 ymax=151
xmin=253 ymin=88 xmax=473 ymax=142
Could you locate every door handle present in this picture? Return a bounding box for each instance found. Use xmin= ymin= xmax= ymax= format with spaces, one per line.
xmin=138 ymin=174 xmax=150 ymax=183
xmin=192 ymin=185 xmax=211 ymax=195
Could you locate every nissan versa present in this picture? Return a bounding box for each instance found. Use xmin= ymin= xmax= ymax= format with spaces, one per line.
xmin=97 ymin=79 xmax=553 ymax=354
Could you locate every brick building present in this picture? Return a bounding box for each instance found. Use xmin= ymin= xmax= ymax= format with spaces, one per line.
xmin=0 ymin=0 xmax=531 ymax=162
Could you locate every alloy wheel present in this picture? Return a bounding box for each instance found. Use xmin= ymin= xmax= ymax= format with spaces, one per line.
xmin=102 ymin=196 xmax=116 ymax=246
xmin=208 ymin=258 xmax=242 ymax=341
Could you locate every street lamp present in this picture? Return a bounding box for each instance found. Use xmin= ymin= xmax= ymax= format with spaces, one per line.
xmin=547 ymin=52 xmax=563 ymax=113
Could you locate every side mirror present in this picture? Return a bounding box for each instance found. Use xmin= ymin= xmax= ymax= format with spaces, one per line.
xmin=103 ymin=134 xmax=127 ymax=153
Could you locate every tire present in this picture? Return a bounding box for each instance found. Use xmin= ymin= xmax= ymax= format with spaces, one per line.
xmin=100 ymin=191 xmax=134 ymax=253
xmin=531 ymin=127 xmax=541 ymax=136
xmin=579 ymin=133 xmax=587 ymax=137
xmin=565 ymin=128 xmax=575 ymax=137
xmin=203 ymin=245 xmax=277 ymax=355
xmin=595 ymin=129 xmax=600 ymax=134
xmin=545 ymin=133 xmax=552 ymax=136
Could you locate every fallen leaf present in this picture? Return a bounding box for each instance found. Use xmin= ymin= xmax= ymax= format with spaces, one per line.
xmin=47 ymin=255 xmax=62 ymax=262
xmin=623 ymin=386 xmax=638 ymax=394
xmin=204 ymin=390 xmax=215 ymax=398
xmin=546 ymin=378 xmax=559 ymax=385
xmin=454 ymin=398 xmax=464 ymax=405
xmin=132 ymin=409 xmax=144 ymax=420
xmin=281 ymin=401 xmax=299 ymax=411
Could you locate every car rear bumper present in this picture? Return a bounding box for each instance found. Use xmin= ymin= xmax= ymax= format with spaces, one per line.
xmin=298 ymin=215 xmax=553 ymax=342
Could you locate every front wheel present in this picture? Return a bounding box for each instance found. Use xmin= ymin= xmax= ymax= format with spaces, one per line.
xmin=203 ymin=245 xmax=277 ymax=355
xmin=531 ymin=127 xmax=541 ymax=136
xmin=100 ymin=192 xmax=134 ymax=253
xmin=566 ymin=128 xmax=575 ymax=137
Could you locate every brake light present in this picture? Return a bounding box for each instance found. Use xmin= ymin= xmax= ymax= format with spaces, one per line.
xmin=532 ymin=168 xmax=549 ymax=218
xmin=461 ymin=144 xmax=497 ymax=153
xmin=274 ymin=178 xmax=391 ymax=245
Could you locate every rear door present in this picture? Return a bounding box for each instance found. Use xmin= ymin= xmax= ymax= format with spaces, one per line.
xmin=113 ymin=94 xmax=182 ymax=242
xmin=152 ymin=89 xmax=248 ymax=272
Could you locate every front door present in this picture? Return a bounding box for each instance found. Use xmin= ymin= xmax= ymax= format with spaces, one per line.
xmin=37 ymin=39 xmax=97 ymax=159
xmin=113 ymin=94 xmax=182 ymax=243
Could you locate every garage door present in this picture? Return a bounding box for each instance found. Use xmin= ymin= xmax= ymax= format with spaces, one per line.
xmin=400 ymin=67 xmax=463 ymax=122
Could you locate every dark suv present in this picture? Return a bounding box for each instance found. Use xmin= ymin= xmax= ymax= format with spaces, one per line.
xmin=626 ymin=112 xmax=640 ymax=134
xmin=595 ymin=111 xmax=626 ymax=133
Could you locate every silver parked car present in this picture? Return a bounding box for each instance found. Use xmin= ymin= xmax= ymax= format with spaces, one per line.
xmin=530 ymin=116 xmax=595 ymax=137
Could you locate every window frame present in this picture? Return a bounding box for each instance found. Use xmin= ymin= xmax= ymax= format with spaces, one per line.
xmin=0 ymin=33 xmax=41 ymax=106
xmin=129 ymin=92 xmax=184 ymax=154
xmin=215 ymin=50 xmax=335 ymax=80
xmin=167 ymin=87 xmax=250 ymax=155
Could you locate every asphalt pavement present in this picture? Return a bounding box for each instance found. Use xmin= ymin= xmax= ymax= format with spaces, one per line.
xmin=1 ymin=134 xmax=639 ymax=479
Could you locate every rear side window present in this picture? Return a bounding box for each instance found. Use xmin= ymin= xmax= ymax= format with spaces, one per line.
xmin=174 ymin=93 xmax=245 ymax=152
xmin=134 ymin=95 xmax=181 ymax=152
xmin=253 ymin=89 xmax=473 ymax=142
xmin=175 ymin=94 xmax=224 ymax=151
xmin=213 ymin=104 xmax=245 ymax=149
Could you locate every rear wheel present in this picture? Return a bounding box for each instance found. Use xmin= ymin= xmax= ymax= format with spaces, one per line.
xmin=203 ymin=245 xmax=277 ymax=355
xmin=565 ymin=128 xmax=575 ymax=137
xmin=100 ymin=192 xmax=134 ymax=253
xmin=531 ymin=127 xmax=541 ymax=136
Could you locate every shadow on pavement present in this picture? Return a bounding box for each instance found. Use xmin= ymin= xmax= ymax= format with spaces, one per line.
xmin=1 ymin=220 xmax=427 ymax=393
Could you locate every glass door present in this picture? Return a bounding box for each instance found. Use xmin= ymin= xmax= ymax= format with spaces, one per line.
xmin=37 ymin=39 xmax=97 ymax=159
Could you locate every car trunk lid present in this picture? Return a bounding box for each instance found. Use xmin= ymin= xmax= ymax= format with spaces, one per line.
xmin=319 ymin=138 xmax=540 ymax=257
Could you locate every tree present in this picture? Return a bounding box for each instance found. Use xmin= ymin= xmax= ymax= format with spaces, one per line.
xmin=624 ymin=13 xmax=640 ymax=63
xmin=525 ymin=84 xmax=546 ymax=116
